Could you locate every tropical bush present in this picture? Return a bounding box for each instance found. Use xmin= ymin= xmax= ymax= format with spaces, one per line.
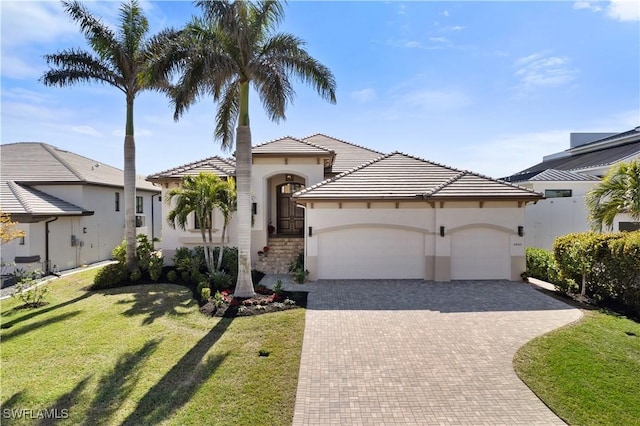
xmin=92 ymin=263 xmax=128 ymax=290
xmin=553 ymin=231 xmax=640 ymax=317
xmin=11 ymin=272 xmax=49 ymax=308
xmin=525 ymin=248 xmax=575 ymax=293
xmin=112 ymin=234 xmax=159 ymax=273
xmin=208 ymin=270 xmax=233 ymax=291
xmin=148 ymin=255 xmax=164 ymax=281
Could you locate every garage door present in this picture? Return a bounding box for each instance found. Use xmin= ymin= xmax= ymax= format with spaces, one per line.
xmin=451 ymin=228 xmax=510 ymax=280
xmin=317 ymin=227 xmax=425 ymax=279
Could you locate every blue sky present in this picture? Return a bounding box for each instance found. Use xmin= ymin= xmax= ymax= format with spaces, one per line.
xmin=2 ymin=0 xmax=639 ymax=179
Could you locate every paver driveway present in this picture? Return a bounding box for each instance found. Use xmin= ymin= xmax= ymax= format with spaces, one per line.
xmin=292 ymin=280 xmax=581 ymax=425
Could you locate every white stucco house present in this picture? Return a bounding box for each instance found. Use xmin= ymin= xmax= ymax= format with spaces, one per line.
xmin=148 ymin=134 xmax=542 ymax=282
xmin=0 ymin=143 xmax=162 ymax=275
xmin=503 ymin=127 xmax=640 ymax=250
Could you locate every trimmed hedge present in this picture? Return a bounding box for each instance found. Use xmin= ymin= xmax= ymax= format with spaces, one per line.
xmin=525 ymin=247 xmax=575 ymax=293
xmin=553 ymin=231 xmax=640 ymax=317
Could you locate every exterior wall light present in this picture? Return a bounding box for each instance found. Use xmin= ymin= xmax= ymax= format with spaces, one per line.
xmin=440 ymin=226 xmax=445 ymax=237
xmin=518 ymin=226 xmax=524 ymax=237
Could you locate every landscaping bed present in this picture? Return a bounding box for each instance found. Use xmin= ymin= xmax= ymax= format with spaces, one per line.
xmin=200 ymin=287 xmax=307 ymax=317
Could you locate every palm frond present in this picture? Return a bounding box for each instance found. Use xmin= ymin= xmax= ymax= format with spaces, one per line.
xmin=62 ymin=0 xmax=118 ymax=62
xmin=215 ymin=81 xmax=240 ymax=150
xmin=118 ymin=0 xmax=149 ymax=59
xmin=41 ymin=49 xmax=123 ymax=91
xmin=252 ymin=62 xmax=292 ymax=121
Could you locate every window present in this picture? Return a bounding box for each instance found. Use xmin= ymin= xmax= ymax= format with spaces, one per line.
xmin=193 ymin=212 xmax=212 ymax=230
xmin=115 ymin=192 xmax=120 ymax=211
xmin=619 ymin=222 xmax=640 ymax=232
xmin=135 ymin=215 xmax=145 ymax=227
xmin=136 ymin=196 xmax=143 ymax=214
xmin=545 ymin=189 xmax=572 ymax=198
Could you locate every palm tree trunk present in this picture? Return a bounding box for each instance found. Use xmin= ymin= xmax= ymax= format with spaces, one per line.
xmin=217 ymin=217 xmax=228 ymax=272
xmin=233 ymin=123 xmax=255 ymax=298
xmin=124 ymin=98 xmax=137 ymax=271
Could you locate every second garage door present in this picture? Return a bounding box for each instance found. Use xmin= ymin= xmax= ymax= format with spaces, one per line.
xmin=450 ymin=227 xmax=510 ymax=280
xmin=317 ymin=227 xmax=425 ymax=279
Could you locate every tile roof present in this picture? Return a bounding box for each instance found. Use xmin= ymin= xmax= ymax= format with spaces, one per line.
xmin=0 ymin=142 xmax=158 ymax=191
xmin=294 ymin=152 xmax=541 ymax=201
xmin=506 ymin=140 xmax=640 ymax=179
xmin=504 ymin=169 xmax=601 ymax=183
xmin=252 ymin=136 xmax=335 ymax=156
xmin=302 ymin=134 xmax=385 ymax=173
xmin=146 ymin=156 xmax=237 ymax=181
xmin=1 ymin=181 xmax=91 ymax=216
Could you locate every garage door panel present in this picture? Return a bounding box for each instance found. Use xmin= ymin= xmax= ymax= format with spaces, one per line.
xmin=318 ymin=228 xmax=424 ymax=279
xmin=451 ymin=228 xmax=509 ymax=280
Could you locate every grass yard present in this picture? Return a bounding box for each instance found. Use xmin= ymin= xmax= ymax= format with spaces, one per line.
xmin=1 ymin=268 xmax=305 ymax=426
xmin=514 ymin=309 xmax=640 ymax=426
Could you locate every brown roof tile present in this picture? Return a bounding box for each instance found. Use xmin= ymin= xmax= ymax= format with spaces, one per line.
xmin=294 ymin=152 xmax=542 ymax=202
xmin=252 ymin=136 xmax=335 ymax=156
xmin=146 ymin=156 xmax=236 ymax=181
xmin=303 ymin=134 xmax=384 ymax=173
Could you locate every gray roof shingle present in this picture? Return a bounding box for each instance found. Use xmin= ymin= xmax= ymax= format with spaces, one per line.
xmin=252 ymin=136 xmax=335 ymax=156
xmin=0 ymin=142 xmax=158 ymax=191
xmin=294 ymin=152 xmax=541 ymax=202
xmin=2 ymin=181 xmax=91 ymax=215
xmin=504 ymin=169 xmax=601 ymax=183
xmin=302 ymin=134 xmax=384 ymax=173
xmin=146 ymin=156 xmax=236 ymax=181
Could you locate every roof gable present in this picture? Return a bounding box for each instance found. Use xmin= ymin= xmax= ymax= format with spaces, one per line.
xmin=252 ymin=136 xmax=335 ymax=156
xmin=294 ymin=152 xmax=541 ymax=201
xmin=146 ymin=156 xmax=236 ymax=181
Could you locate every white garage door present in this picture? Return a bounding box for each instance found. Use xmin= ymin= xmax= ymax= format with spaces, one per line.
xmin=451 ymin=228 xmax=510 ymax=280
xmin=317 ymin=227 xmax=425 ymax=279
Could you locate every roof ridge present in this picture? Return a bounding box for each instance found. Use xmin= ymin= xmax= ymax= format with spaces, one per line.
xmin=41 ymin=143 xmax=86 ymax=182
xmin=252 ymin=135 xmax=335 ymax=154
xmin=425 ymin=170 xmax=467 ymax=196
xmin=7 ymin=181 xmax=31 ymax=213
xmin=302 ymin=133 xmax=385 ymax=155
xmin=293 ymin=152 xmax=391 ymax=197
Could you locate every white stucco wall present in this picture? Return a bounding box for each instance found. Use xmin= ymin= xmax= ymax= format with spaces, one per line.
xmin=304 ymin=201 xmax=526 ymax=281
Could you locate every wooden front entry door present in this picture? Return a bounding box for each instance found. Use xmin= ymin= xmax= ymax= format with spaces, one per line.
xmin=277 ymin=182 xmax=305 ymax=235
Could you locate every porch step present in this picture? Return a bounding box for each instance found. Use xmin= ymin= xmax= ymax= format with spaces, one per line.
xmin=254 ymin=237 xmax=304 ymax=274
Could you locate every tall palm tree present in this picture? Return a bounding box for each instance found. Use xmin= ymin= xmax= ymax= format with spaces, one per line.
xmin=148 ymin=0 xmax=336 ymax=297
xmin=166 ymin=172 xmax=232 ymax=272
xmin=587 ymin=160 xmax=640 ymax=231
xmin=41 ymin=0 xmax=170 ymax=271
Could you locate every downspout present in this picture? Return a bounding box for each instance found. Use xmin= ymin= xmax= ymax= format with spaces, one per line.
xmin=151 ymin=192 xmax=160 ymax=250
xmin=45 ymin=217 xmax=58 ymax=275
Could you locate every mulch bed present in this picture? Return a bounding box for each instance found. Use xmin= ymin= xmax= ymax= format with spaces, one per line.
xmin=199 ymin=288 xmax=307 ymax=318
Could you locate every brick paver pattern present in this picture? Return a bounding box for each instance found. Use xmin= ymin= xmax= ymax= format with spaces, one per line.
xmin=292 ymin=280 xmax=582 ymax=425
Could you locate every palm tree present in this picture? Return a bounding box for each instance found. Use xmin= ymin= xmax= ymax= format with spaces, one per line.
xmin=148 ymin=0 xmax=336 ymax=297
xmin=213 ymin=177 xmax=237 ymax=271
xmin=166 ymin=172 xmax=233 ymax=272
xmin=587 ymin=160 xmax=640 ymax=231
xmin=40 ymin=0 xmax=171 ymax=271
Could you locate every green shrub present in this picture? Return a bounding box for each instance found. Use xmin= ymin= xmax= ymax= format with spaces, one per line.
xmin=213 ymin=290 xmax=224 ymax=307
xmin=92 ymin=263 xmax=128 ymax=290
xmin=554 ymin=231 xmax=640 ymax=317
xmin=130 ymin=269 xmax=141 ymax=282
xmin=208 ymin=270 xmax=232 ymax=291
xmin=12 ymin=272 xmax=49 ymax=308
xmin=148 ymin=255 xmax=164 ymax=281
xmin=181 ymin=271 xmax=190 ymax=282
xmin=167 ymin=270 xmax=177 ymax=282
xmin=111 ymin=234 xmax=158 ymax=272
xmin=213 ymin=247 xmax=238 ymax=281
xmin=273 ymin=280 xmax=283 ymax=296
xmin=289 ymin=252 xmax=304 ymax=273
xmin=200 ymin=287 xmax=211 ymax=301
xmin=526 ymin=247 xmax=574 ymax=293
xmin=293 ymin=268 xmax=309 ymax=284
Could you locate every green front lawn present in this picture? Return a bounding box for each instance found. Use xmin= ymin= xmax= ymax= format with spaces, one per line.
xmin=514 ymin=309 xmax=640 ymax=425
xmin=1 ymin=269 xmax=305 ymax=425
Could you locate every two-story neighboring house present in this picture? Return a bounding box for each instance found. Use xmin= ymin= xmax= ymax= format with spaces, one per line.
xmin=148 ymin=134 xmax=542 ymax=282
xmin=1 ymin=143 xmax=162 ymax=275
xmin=503 ymin=127 xmax=640 ymax=250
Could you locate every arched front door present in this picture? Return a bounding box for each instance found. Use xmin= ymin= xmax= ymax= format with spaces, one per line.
xmin=277 ymin=182 xmax=305 ymax=235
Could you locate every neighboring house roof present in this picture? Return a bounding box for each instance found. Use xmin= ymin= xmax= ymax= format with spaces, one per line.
xmin=505 ymin=127 xmax=640 ymax=180
xmin=504 ymin=169 xmax=601 ymax=183
xmin=146 ymin=156 xmax=236 ymax=182
xmin=0 ymin=142 xmax=158 ymax=191
xmin=302 ymin=134 xmax=385 ymax=173
xmin=294 ymin=152 xmax=542 ymax=202
xmin=252 ymin=136 xmax=335 ymax=157
xmin=1 ymin=181 xmax=91 ymax=216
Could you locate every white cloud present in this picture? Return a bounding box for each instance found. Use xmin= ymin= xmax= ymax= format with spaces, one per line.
xmin=515 ymin=52 xmax=577 ymax=90
xmin=451 ymin=25 xmax=466 ymax=31
xmin=72 ymin=125 xmax=102 ymax=137
xmin=351 ymin=88 xmax=376 ymax=103
xmin=574 ymin=0 xmax=639 ymax=21
xmin=0 ymin=2 xmax=77 ymax=47
xmin=1 ymin=56 xmax=44 ymax=80
xmin=442 ymin=10 xmax=450 ymax=17
xmin=573 ymin=1 xmax=602 ymax=12
xmin=395 ymin=89 xmax=473 ymax=113
xmin=607 ymin=0 xmax=640 ymax=21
